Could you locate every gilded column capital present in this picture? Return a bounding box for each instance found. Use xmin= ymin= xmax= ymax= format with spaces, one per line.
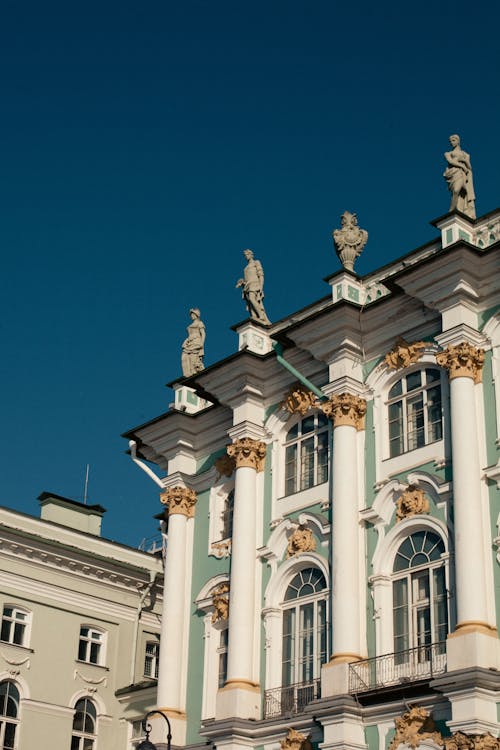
xmin=321 ymin=392 xmax=367 ymax=430
xmin=160 ymin=486 xmax=198 ymax=518
xmin=436 ymin=342 xmax=485 ymax=383
xmin=227 ymin=437 xmax=267 ymax=472
xmin=384 ymin=337 xmax=426 ymax=370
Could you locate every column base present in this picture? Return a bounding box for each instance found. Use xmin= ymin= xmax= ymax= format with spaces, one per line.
xmin=215 ymin=680 xmax=261 ymax=720
xmin=447 ymin=626 xmax=500 ymax=671
xmin=321 ymin=659 xmax=359 ymax=696
xmin=149 ymin=708 xmax=186 ymax=746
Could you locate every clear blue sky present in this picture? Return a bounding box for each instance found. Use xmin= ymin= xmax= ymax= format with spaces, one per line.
xmin=1 ymin=0 xmax=498 ymax=547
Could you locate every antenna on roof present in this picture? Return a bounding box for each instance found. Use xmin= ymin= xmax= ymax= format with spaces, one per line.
xmin=83 ymin=464 xmax=90 ymax=505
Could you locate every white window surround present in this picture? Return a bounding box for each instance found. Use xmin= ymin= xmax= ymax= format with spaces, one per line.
xmin=262 ymin=553 xmax=329 ymax=692
xmin=266 ymin=409 xmax=332 ymax=518
xmin=483 ymin=314 xmax=500 ymax=445
xmin=0 ymin=679 xmax=20 ymax=750
xmin=0 ymin=605 xmax=31 ymax=648
xmin=369 ymin=513 xmax=452 ymax=657
xmin=71 ymin=696 xmax=97 ymax=750
xmin=366 ymin=349 xmax=450 ymax=485
xmin=194 ymin=576 xmax=230 ymax=720
xmin=77 ymin=625 xmax=106 ymax=667
xmin=208 ymin=478 xmax=235 ymax=558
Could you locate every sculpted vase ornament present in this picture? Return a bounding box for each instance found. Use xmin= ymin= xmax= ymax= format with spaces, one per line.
xmin=436 ymin=342 xmax=485 ymax=384
xmin=227 ymin=437 xmax=267 ymax=472
xmin=332 ymin=211 xmax=368 ymax=272
xmin=160 ymin=486 xmax=198 ymax=518
xmin=321 ymin=392 xmax=367 ymax=430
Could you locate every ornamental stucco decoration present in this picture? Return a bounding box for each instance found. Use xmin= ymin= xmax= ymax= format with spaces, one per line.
xmin=385 ymin=338 xmax=426 ymax=370
xmin=286 ymin=525 xmax=316 ymax=558
xmin=388 ymin=707 xmax=442 ymax=750
xmin=211 ymin=539 xmax=232 ymax=558
xmin=214 ymin=453 xmax=236 ymax=479
xmin=160 ymin=486 xmax=198 ymax=518
xmin=444 ymin=733 xmax=500 ymax=750
xmin=436 ymin=342 xmax=485 ymax=384
xmin=321 ymin=392 xmax=367 ymax=430
xmin=280 ymin=729 xmax=308 ymax=750
xmin=281 ymin=384 xmax=319 ymax=416
xmin=395 ymin=485 xmax=430 ymax=522
xmin=332 ymin=211 xmax=368 ymax=272
xmin=211 ymin=583 xmax=230 ymax=623
xmin=227 ymin=437 xmax=267 ymax=472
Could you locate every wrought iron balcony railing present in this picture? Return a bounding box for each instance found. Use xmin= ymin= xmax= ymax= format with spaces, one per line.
xmin=349 ymin=642 xmax=447 ymax=694
xmin=264 ymin=678 xmax=321 ymax=719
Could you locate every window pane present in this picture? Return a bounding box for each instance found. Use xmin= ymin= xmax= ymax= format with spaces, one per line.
xmin=282 ymin=609 xmax=295 ymax=685
xmin=407 ymin=395 xmax=424 ymax=450
xmin=316 ymin=431 xmax=328 ymax=485
xmin=287 ymin=424 xmax=299 ymax=440
xmin=389 ymin=401 xmax=403 ymax=457
xmin=433 ymin=567 xmax=448 ymax=642
xmin=285 ymin=444 xmax=297 ymax=495
xmin=300 ymin=437 xmax=314 ymax=490
xmin=302 ymin=416 xmax=315 ymax=434
xmin=299 ymin=603 xmax=314 ymax=682
xmin=389 ymin=380 xmax=403 ymax=398
xmin=406 ymin=371 xmax=422 ymax=391
xmin=71 ymin=737 xmax=80 ymax=750
xmin=393 ymin=579 xmax=409 ymax=655
xmin=426 ymin=368 xmax=440 ymax=383
xmin=78 ymin=640 xmax=87 ymax=661
xmin=317 ymin=412 xmax=328 ymax=428
xmin=89 ymin=642 xmax=100 ymax=664
xmin=4 ymin=722 xmax=16 ymax=750
xmin=0 ymin=621 xmax=10 ymax=642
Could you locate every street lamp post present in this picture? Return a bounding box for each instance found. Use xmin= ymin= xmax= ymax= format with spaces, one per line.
xmin=136 ymin=710 xmax=172 ymax=750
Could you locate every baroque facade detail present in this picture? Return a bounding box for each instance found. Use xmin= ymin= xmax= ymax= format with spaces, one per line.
xmin=396 ymin=485 xmax=430 ymax=522
xmin=160 ymin=486 xmax=198 ymax=518
xmin=385 ymin=337 xmax=426 ymax=370
xmin=388 ymin=707 xmax=442 ymax=750
xmin=280 ymin=729 xmax=308 ymax=750
xmin=211 ymin=583 xmax=230 ymax=623
xmin=286 ymin=525 xmax=316 ymax=558
xmin=321 ymin=392 xmax=367 ymax=429
xmin=444 ymin=733 xmax=500 ymax=750
xmin=214 ymin=452 xmax=236 ymax=479
xmin=436 ymin=342 xmax=485 ymax=384
xmin=227 ymin=437 xmax=267 ymax=472
xmin=280 ymin=384 xmax=319 ymax=416
xmin=332 ymin=210 xmax=368 ymax=272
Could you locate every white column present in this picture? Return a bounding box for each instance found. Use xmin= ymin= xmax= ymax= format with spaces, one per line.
xmin=216 ymin=437 xmax=266 ymax=720
xmin=154 ymin=486 xmax=196 ymax=742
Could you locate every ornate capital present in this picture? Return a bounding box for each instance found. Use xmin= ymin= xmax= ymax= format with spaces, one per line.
xmin=321 ymin=393 xmax=367 ymax=430
xmin=160 ymin=486 xmax=197 ymax=518
xmin=286 ymin=525 xmax=316 ymax=558
xmin=280 ymin=385 xmax=319 ymax=416
xmin=281 ymin=729 xmax=308 ymax=750
xmin=214 ymin=453 xmax=236 ymax=479
xmin=227 ymin=438 xmax=267 ymax=472
xmin=436 ymin=342 xmax=485 ymax=383
xmin=389 ymin=707 xmax=442 ymax=750
xmin=385 ymin=337 xmax=426 ymax=370
xmin=211 ymin=583 xmax=229 ymax=623
xmin=445 ymin=733 xmax=500 ymax=750
xmin=396 ymin=485 xmax=430 ymax=522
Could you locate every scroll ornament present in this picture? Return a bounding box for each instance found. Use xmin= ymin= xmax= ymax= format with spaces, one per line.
xmin=214 ymin=453 xmax=236 ymax=479
xmin=321 ymin=393 xmax=367 ymax=430
xmin=388 ymin=707 xmax=500 ymax=750
xmin=286 ymin=525 xmax=316 ymax=558
xmin=396 ymin=486 xmax=430 ymax=522
xmin=436 ymin=342 xmax=485 ymax=384
xmin=281 ymin=385 xmax=319 ymax=416
xmin=281 ymin=729 xmax=308 ymax=750
xmin=227 ymin=437 xmax=267 ymax=472
xmin=160 ymin=486 xmax=198 ymax=518
xmin=211 ymin=583 xmax=229 ymax=623
xmin=385 ymin=338 xmax=426 ymax=370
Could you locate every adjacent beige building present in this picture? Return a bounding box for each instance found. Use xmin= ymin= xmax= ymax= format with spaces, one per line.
xmin=0 ymin=492 xmax=163 ymax=749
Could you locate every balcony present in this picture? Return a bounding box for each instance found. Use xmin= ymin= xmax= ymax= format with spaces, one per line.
xmin=349 ymin=642 xmax=447 ymax=694
xmin=264 ymin=678 xmax=321 ymax=719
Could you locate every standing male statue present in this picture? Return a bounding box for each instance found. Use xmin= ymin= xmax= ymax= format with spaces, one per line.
xmin=443 ymin=134 xmax=476 ymax=218
xmin=236 ymin=249 xmax=271 ymax=325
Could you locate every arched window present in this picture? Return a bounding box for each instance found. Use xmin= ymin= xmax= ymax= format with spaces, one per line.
xmin=282 ymin=568 xmax=327 ymax=689
xmin=388 ymin=368 xmax=442 ymax=457
xmin=71 ymin=697 xmax=97 ymax=750
xmin=284 ymin=413 xmax=329 ymax=495
xmin=392 ymin=531 xmax=448 ymax=664
xmin=0 ymin=681 xmax=19 ymax=750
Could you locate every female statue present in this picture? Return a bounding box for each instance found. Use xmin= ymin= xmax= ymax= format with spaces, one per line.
xmin=181 ymin=308 xmax=206 ymax=377
xmin=443 ymin=134 xmax=476 ymax=218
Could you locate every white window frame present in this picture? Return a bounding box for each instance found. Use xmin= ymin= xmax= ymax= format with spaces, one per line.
xmin=283 ymin=411 xmax=330 ymax=497
xmin=0 ymin=606 xmax=30 ymax=648
xmin=144 ymin=640 xmax=160 ymax=679
xmin=71 ymin=696 xmax=97 ymax=750
xmin=208 ymin=478 xmax=235 ymax=558
xmin=0 ymin=679 xmax=20 ymax=750
xmin=387 ymin=368 xmax=444 ymax=458
xmin=77 ymin=626 xmax=106 ymax=666
xmin=195 ymin=576 xmax=230 ymax=720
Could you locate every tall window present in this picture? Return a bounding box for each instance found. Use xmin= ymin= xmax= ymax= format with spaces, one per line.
xmin=388 ymin=369 xmax=442 ymax=458
xmin=285 ymin=413 xmax=329 ymax=495
xmin=144 ymin=641 xmax=159 ymax=679
xmin=221 ymin=490 xmax=234 ymax=540
xmin=71 ymin=698 xmax=97 ymax=750
xmin=282 ymin=568 xmax=327 ymax=687
xmin=0 ymin=681 xmax=19 ymax=750
xmin=217 ymin=628 xmax=228 ymax=688
xmin=1 ymin=607 xmax=29 ymax=647
xmin=392 ymin=531 xmax=448 ymax=663
xmin=78 ymin=627 xmax=104 ymax=665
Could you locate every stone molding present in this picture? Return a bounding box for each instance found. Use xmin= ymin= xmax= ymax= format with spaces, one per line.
xmin=160 ymin=486 xmax=198 ymax=518
xmin=388 ymin=707 xmax=500 ymax=750
xmin=395 ymin=485 xmax=430 ymax=522
xmin=385 ymin=337 xmax=426 ymax=370
xmin=214 ymin=453 xmax=236 ymax=479
xmin=211 ymin=583 xmax=229 ymax=623
xmin=286 ymin=526 xmax=316 ymax=558
xmin=227 ymin=438 xmax=267 ymax=472
xmin=280 ymin=384 xmax=319 ymax=416
xmin=436 ymin=342 xmax=485 ymax=383
xmin=321 ymin=392 xmax=367 ymax=430
xmin=281 ymin=729 xmax=308 ymax=750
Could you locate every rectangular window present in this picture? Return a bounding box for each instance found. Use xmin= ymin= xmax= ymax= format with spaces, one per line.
xmin=144 ymin=641 xmax=159 ymax=679
xmin=217 ymin=629 xmax=228 ymax=688
xmin=300 ymin=437 xmax=315 ymax=490
xmin=1 ymin=607 xmax=28 ymax=647
xmin=389 ymin=401 xmax=403 ymax=457
xmin=78 ymin=627 xmax=103 ymax=665
xmin=393 ymin=578 xmax=409 ymax=662
xmin=282 ymin=609 xmax=296 ymax=686
xmin=285 ymin=444 xmax=298 ymax=495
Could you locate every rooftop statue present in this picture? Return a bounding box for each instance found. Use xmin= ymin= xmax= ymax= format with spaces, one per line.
xmin=443 ymin=134 xmax=476 ymax=218
xmin=236 ymin=249 xmax=271 ymax=325
xmin=181 ymin=308 xmax=206 ymax=377
xmin=332 ymin=211 xmax=368 ymax=272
